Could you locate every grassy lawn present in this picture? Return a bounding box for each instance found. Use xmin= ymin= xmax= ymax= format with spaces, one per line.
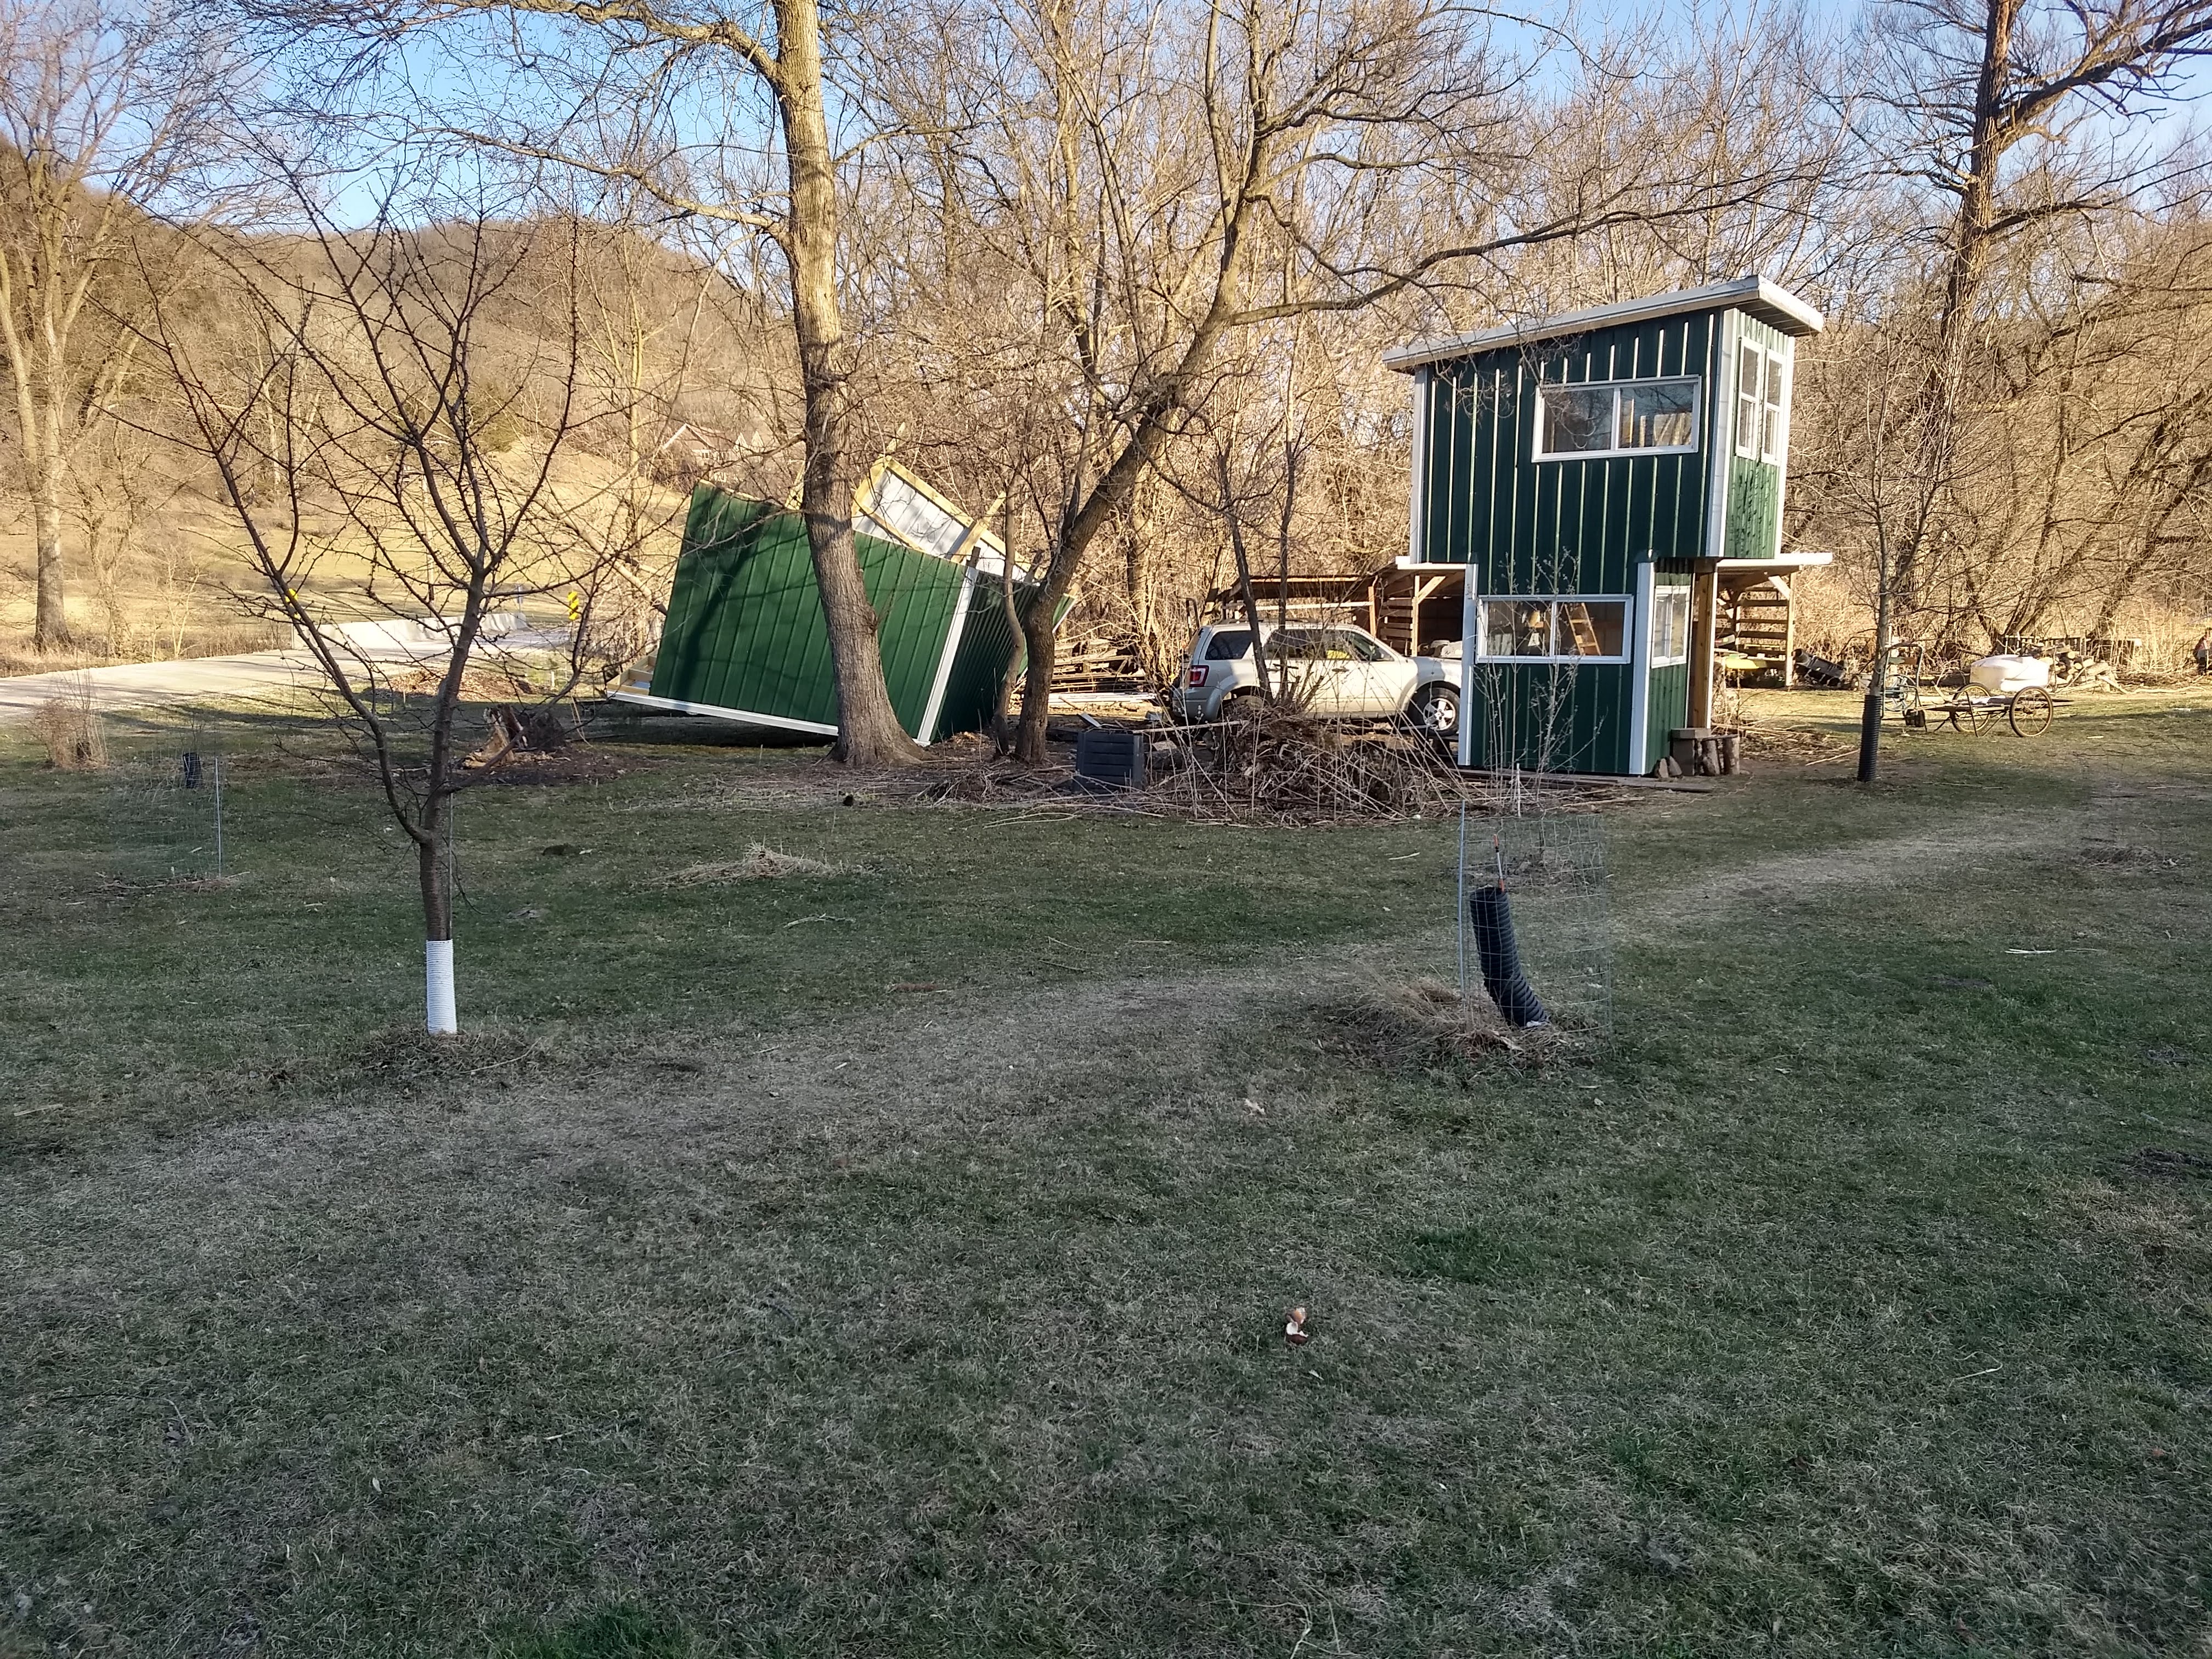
xmin=3 ymin=688 xmax=2209 ymax=1657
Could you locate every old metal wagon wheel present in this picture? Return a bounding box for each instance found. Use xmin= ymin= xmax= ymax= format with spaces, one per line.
xmin=1949 ymin=697 xmax=1993 ymax=735
xmin=2008 ymin=685 xmax=2055 ymax=736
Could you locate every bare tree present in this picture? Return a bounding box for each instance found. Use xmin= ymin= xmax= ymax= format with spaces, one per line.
xmin=0 ymin=0 xmax=226 ymax=650
xmin=246 ymin=0 xmax=924 ymax=762
xmin=146 ymin=172 xmax=645 ymax=1033
xmin=865 ymin=0 xmax=1855 ymax=761
xmin=1866 ymin=0 xmax=2212 ymax=619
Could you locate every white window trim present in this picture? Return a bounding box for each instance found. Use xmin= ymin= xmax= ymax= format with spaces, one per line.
xmin=1650 ymin=586 xmax=1693 ymax=667
xmin=1475 ymin=593 xmax=1634 ymax=664
xmin=1532 ymin=376 xmax=1702 ymax=463
xmin=1763 ymin=341 xmax=1791 ymax=465
xmin=1628 ymin=564 xmax=1655 ymax=775
xmin=1735 ymin=340 xmax=1792 ymax=462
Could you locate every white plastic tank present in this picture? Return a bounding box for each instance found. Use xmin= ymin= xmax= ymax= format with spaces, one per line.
xmin=1968 ymin=654 xmax=2051 ymax=695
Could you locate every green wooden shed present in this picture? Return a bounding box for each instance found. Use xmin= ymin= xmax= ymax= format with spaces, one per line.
xmin=613 ymin=483 xmax=1043 ymax=744
xmin=1386 ymin=275 xmax=1825 ymax=775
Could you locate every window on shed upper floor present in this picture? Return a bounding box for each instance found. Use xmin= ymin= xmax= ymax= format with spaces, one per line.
xmin=1736 ymin=342 xmax=1790 ymax=463
xmin=1535 ymin=378 xmax=1700 ymax=461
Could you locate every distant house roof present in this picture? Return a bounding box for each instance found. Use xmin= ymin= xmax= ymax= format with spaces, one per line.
xmin=1384 ymin=276 xmax=1824 ymax=374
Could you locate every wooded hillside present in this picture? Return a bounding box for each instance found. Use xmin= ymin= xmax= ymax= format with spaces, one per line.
xmin=2 ymin=0 xmax=2207 ymax=690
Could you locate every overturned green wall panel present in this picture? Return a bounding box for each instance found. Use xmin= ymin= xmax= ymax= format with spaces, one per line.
xmin=650 ymin=487 xmax=983 ymax=738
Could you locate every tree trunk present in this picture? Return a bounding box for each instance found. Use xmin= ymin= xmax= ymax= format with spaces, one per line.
xmin=1010 ymin=182 xmax=1260 ymax=763
xmin=1013 ymin=595 xmax=1057 ymax=763
xmin=31 ymin=437 xmax=67 ymax=650
xmin=1896 ymin=0 xmax=2018 ymax=622
xmin=775 ymin=0 xmax=919 ymax=766
xmin=419 ymin=791 xmax=455 ymax=1034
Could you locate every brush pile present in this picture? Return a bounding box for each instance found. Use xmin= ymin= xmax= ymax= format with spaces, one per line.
xmin=1149 ymin=707 xmax=1477 ymax=821
xmin=693 ymin=709 xmax=1644 ymax=826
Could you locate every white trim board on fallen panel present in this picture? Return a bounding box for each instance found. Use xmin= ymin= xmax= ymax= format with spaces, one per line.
xmin=606 ymin=690 xmax=840 ymax=737
xmin=916 ymin=559 xmax=981 ymax=744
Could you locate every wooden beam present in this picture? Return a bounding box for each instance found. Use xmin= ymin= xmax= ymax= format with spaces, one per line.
xmin=1689 ymin=565 xmax=1720 ymax=727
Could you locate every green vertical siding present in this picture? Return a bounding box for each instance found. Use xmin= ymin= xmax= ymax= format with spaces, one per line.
xmin=651 ymin=487 xmax=966 ymax=737
xmin=1410 ymin=299 xmax=1812 ymax=775
xmin=925 ymin=581 xmax=1068 ymax=742
xmin=1420 ymin=311 xmax=1717 ymax=592
xmin=1722 ymin=317 xmax=1788 ymax=562
xmin=1724 ymin=456 xmax=1782 ymax=561
xmin=1466 ymin=663 xmax=1634 ymax=774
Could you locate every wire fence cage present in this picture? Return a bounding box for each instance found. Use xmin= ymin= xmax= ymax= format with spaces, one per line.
xmin=106 ymin=727 xmax=230 ymax=882
xmin=1456 ymin=800 xmax=1613 ymax=1040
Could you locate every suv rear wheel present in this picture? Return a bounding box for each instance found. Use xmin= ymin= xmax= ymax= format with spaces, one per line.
xmin=1222 ymin=689 xmax=1265 ymax=721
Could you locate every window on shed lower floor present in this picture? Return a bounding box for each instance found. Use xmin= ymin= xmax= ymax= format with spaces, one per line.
xmin=1483 ymin=599 xmax=1551 ymax=657
xmin=1650 ymin=588 xmax=1692 ymax=664
xmin=1479 ymin=597 xmax=1629 ymax=662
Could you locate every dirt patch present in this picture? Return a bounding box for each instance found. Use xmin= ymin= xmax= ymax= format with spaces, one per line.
xmin=1310 ymin=977 xmax=1567 ymax=1071
xmin=352 ymin=1024 xmax=547 ymax=1089
xmin=1661 ymin=802 xmax=2092 ymax=918
xmin=2120 ymin=1147 xmax=2212 ymax=1183
xmin=469 ymin=748 xmax=657 ymax=787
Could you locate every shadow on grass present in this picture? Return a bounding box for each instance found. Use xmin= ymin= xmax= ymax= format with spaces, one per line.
xmin=494 ymin=1605 xmax=690 ymax=1659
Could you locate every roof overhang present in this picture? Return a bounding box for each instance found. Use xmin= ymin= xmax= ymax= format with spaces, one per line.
xmin=1717 ymin=551 xmax=1835 ymax=572
xmin=1384 ymin=276 xmax=1824 ymax=374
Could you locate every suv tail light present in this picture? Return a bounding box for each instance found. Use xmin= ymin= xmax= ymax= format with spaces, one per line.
xmin=1187 ymin=665 xmax=1209 ymax=686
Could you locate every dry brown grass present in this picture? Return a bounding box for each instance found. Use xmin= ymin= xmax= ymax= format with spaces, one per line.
xmin=661 ymin=843 xmax=842 ymax=884
xmin=6 ymin=692 xmax=2210 ymax=1656
xmin=1314 ymin=974 xmax=1572 ymax=1070
xmin=28 ymin=679 xmax=105 ymax=770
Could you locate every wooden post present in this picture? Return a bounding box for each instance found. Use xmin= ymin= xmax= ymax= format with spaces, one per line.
xmin=1778 ymin=575 xmax=1797 ymax=688
xmin=1688 ymin=563 xmax=1720 ymax=728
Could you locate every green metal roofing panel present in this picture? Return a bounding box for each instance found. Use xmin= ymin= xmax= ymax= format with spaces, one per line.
xmin=1418 ymin=310 xmax=1717 ymax=592
xmin=650 ymin=487 xmax=971 ymax=739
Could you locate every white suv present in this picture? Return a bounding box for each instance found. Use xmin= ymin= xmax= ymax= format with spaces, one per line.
xmin=1175 ymin=622 xmax=1460 ymax=741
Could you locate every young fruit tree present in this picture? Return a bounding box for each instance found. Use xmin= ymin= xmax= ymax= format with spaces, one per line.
xmin=147 ymin=173 xmax=648 ymax=1032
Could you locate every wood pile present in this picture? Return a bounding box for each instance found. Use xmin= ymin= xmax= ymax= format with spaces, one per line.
xmin=1051 ymin=635 xmax=1148 ymax=693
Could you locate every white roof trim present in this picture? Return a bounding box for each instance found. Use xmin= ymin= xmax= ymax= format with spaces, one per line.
xmin=1717 ymin=551 xmax=1835 ymax=570
xmin=1384 ymin=276 xmax=1824 ymax=373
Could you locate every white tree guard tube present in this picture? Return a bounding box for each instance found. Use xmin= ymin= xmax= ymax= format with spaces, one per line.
xmin=425 ymin=938 xmax=458 ymax=1035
